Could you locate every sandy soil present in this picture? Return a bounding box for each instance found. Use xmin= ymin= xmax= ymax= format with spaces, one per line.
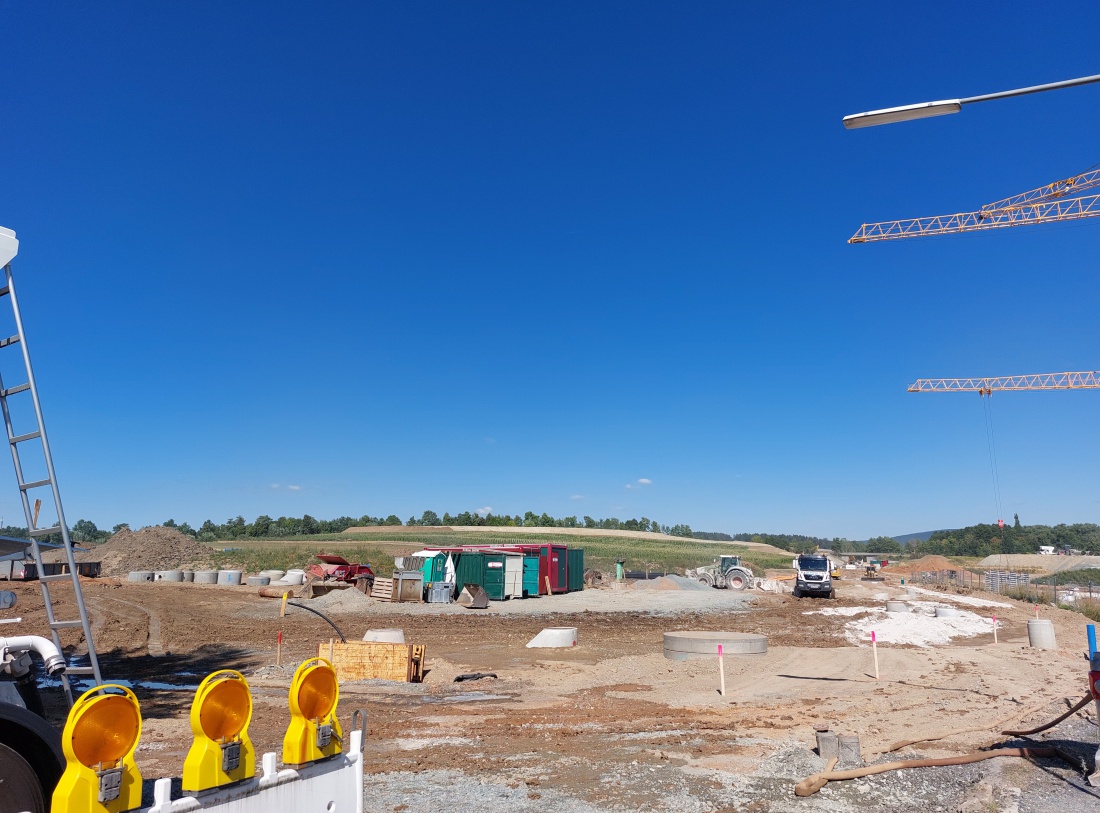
xmin=976 ymin=553 xmax=1100 ymax=575
xmin=8 ymin=572 xmax=1100 ymax=812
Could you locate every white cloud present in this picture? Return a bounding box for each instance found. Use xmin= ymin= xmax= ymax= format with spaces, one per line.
xmin=270 ymin=484 xmax=280 ymax=489
xmin=570 ymin=494 xmax=584 ymax=501
xmin=637 ymin=478 xmax=652 ymax=485
xmin=476 ymin=506 xmax=492 ymax=516
xmin=287 ymin=485 xmax=302 ymax=491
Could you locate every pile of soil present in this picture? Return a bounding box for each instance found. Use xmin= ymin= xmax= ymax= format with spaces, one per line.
xmin=308 ymin=585 xmax=375 ymax=613
xmin=632 ymin=575 xmax=711 ymax=591
xmin=52 ymin=526 xmax=215 ymax=576
xmin=880 ymin=555 xmax=956 ymax=573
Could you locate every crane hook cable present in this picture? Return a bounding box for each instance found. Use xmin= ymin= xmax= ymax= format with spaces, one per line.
xmin=981 ymin=389 xmax=1004 ymax=526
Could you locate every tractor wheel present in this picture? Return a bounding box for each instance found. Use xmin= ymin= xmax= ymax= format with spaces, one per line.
xmin=725 ymin=571 xmax=748 ymax=590
xmin=697 ymin=573 xmax=715 ymax=588
xmin=0 ymin=742 xmax=47 ymax=813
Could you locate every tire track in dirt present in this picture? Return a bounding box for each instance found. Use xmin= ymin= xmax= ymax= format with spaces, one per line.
xmin=86 ymin=594 xmax=165 ymax=656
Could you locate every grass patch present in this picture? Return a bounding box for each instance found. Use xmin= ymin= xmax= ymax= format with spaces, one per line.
xmin=210 ymin=530 xmax=796 ymax=576
xmin=1032 ymin=568 xmax=1100 ymax=585
xmin=211 ymin=544 xmax=390 ymax=574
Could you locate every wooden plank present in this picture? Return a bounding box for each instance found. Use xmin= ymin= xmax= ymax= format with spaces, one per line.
xmin=319 ymin=641 xmax=425 ymax=683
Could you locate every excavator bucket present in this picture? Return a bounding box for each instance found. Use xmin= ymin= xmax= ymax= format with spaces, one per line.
xmin=456 ymin=583 xmax=489 ymax=609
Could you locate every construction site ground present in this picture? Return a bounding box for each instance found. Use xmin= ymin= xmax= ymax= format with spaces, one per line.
xmin=12 ymin=573 xmax=1100 ymax=813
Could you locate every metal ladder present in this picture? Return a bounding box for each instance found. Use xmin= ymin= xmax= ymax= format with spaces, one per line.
xmin=0 ymin=261 xmax=102 ymax=704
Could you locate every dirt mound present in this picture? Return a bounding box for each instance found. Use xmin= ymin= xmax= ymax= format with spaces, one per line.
xmin=632 ymin=575 xmax=711 ymax=591
xmin=880 ymin=555 xmax=956 ymax=573
xmin=308 ymin=586 xmax=375 ymax=614
xmin=51 ymin=526 xmax=215 ymax=576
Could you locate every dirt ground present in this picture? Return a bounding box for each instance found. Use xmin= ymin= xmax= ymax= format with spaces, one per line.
xmin=9 ymin=572 xmax=1100 ymax=812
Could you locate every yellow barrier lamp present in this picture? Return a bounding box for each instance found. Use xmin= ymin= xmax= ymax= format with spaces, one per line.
xmin=182 ymin=670 xmax=256 ymax=792
xmin=52 ymin=684 xmax=143 ymax=813
xmin=283 ymin=657 xmax=343 ymax=766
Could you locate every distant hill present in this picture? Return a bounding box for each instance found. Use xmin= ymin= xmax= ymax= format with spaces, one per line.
xmin=892 ymin=530 xmax=956 ymax=544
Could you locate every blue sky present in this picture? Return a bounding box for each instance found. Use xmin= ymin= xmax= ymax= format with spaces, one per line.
xmin=2 ymin=2 xmax=1099 ymax=539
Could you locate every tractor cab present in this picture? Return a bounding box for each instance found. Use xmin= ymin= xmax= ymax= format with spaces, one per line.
xmin=718 ymin=555 xmax=742 ymax=571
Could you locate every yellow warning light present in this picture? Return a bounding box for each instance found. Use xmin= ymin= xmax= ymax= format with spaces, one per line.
xmin=283 ymin=657 xmax=343 ymax=766
xmin=52 ymin=684 xmax=143 ymax=813
xmin=182 ymin=670 xmax=256 ymax=792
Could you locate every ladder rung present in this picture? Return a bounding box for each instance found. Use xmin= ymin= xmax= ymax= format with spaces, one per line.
xmin=29 ymin=525 xmax=61 ymax=537
xmin=0 ymin=383 xmax=29 ymax=397
xmin=39 ymin=572 xmax=75 ymax=583
xmin=0 ymin=335 xmax=19 ymax=349
xmin=62 ymin=666 xmax=97 ymax=676
xmin=49 ymin=620 xmax=84 ymax=630
xmin=19 ymin=478 xmax=51 ymax=491
xmin=0 ymin=286 xmax=10 ymax=297
xmin=10 ymin=430 xmax=41 ymax=444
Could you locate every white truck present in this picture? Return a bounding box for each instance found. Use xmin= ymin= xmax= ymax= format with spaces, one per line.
xmin=792 ymin=554 xmax=835 ymax=599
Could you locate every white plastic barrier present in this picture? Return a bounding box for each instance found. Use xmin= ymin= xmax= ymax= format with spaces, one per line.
xmin=140 ymin=728 xmax=363 ymax=813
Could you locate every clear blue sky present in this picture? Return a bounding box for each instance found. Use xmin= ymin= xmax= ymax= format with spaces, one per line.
xmin=2 ymin=2 xmax=1099 ymax=539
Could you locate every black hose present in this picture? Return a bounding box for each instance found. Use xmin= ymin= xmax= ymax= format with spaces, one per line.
xmin=286 ymin=601 xmax=347 ymax=643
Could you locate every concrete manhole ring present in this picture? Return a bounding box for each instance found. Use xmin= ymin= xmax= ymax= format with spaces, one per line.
xmin=663 ymin=631 xmax=767 ymax=660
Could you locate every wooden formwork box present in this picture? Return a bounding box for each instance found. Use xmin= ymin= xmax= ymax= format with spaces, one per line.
xmin=319 ymin=641 xmax=426 ymax=683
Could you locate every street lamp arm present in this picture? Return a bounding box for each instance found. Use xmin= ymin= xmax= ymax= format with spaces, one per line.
xmin=843 ymin=72 xmax=1100 ymax=129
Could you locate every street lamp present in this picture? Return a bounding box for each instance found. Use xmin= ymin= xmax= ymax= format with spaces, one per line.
xmin=843 ymin=72 xmax=1100 ymax=129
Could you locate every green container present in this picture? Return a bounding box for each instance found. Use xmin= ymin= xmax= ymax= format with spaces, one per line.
xmin=454 ymin=551 xmax=482 ymax=598
xmin=453 ymin=552 xmax=508 ymax=600
xmin=420 ymin=553 xmax=447 ymax=586
xmin=567 ymin=549 xmax=585 ymax=592
xmin=522 ymin=554 xmax=540 ymax=597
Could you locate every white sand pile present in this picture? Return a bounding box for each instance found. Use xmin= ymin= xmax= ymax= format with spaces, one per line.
xmin=805 ymin=604 xmax=997 ymax=647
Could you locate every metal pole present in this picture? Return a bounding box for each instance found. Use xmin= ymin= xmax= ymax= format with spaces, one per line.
xmin=961 ymin=73 xmax=1100 ymax=105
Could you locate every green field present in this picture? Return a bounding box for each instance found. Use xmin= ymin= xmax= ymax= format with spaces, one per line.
xmin=210 ymin=529 xmax=795 ymax=576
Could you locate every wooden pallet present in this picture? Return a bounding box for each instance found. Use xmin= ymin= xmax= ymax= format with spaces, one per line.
xmin=369 ymin=578 xmax=394 ymax=601
xmin=320 ymin=641 xmax=425 ymax=683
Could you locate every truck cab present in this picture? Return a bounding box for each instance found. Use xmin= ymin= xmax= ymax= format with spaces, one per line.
xmin=793 ymin=554 xmax=834 ymax=599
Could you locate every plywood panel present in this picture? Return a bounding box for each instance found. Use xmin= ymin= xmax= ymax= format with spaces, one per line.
xmin=320 ymin=642 xmax=425 ymax=683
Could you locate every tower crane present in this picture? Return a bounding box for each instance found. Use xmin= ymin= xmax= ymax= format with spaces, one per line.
xmin=850 ymin=167 xmax=1100 ymax=243
xmin=908 ymin=370 xmax=1100 ymax=395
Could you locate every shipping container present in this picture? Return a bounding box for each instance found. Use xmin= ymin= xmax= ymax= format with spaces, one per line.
xmin=567 ymin=549 xmax=585 ymax=592
xmin=452 ymin=551 xmax=522 ymax=600
xmin=426 ymin=544 xmax=567 ymax=595
xmin=522 ymin=553 xmax=541 ymax=597
xmin=548 ymin=545 xmax=568 ymax=593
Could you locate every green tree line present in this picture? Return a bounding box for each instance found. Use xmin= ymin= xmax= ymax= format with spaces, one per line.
xmin=909 ymin=516 xmax=1100 ymax=558
xmin=63 ymin=511 xmax=696 ymax=542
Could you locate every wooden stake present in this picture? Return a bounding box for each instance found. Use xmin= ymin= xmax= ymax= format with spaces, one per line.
xmin=545 ymin=575 xmax=553 ymax=596
xmin=992 ymin=615 xmax=998 ymax=644
xmin=717 ymin=644 xmax=726 ymax=696
xmin=328 ymin=638 xmax=334 ymax=662
xmin=1034 ymin=604 xmax=1039 ymax=619
xmin=31 ymin=499 xmax=41 ymax=530
xmin=871 ymin=630 xmax=879 ymax=680
xmin=277 ymin=630 xmax=283 ymax=666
